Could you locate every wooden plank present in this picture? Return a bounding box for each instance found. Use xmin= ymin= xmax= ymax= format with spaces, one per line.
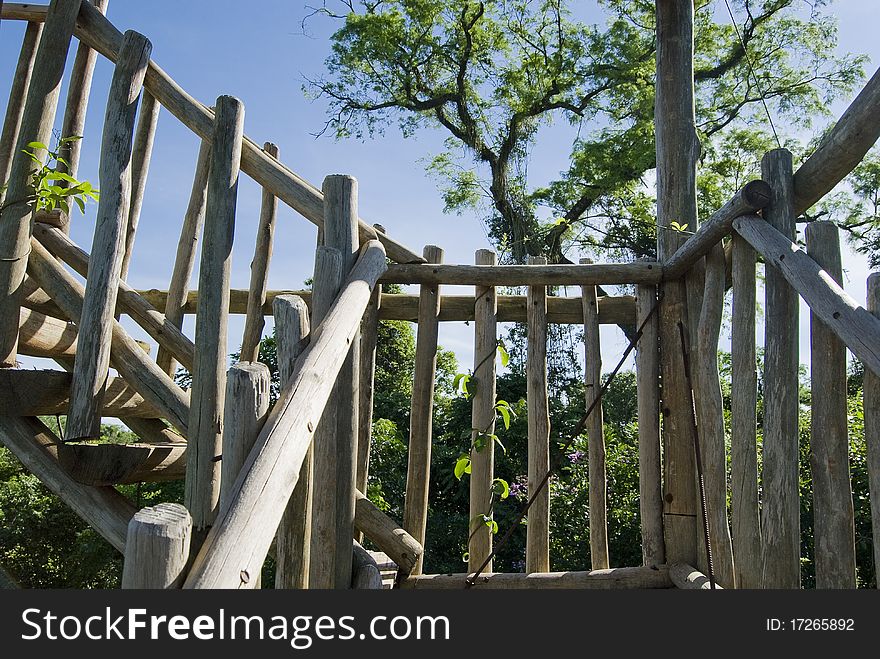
xmin=183 ymin=241 xmax=386 ymax=589
xmin=669 ymin=563 xmax=723 ymax=590
xmin=186 ymin=95 xmax=244 ymax=539
xmin=138 ymin=288 xmax=637 ymax=325
xmin=307 ymin=247 xmax=344 ymax=589
xmin=793 ymin=65 xmax=880 ymax=215
xmin=273 ymin=295 xmax=312 ymax=589
xmin=156 ymin=139 xmax=210 ymax=375
xmin=67 ymin=30 xmax=153 ymax=441
xmin=0 ymin=0 xmax=80 ymax=367
xmin=581 ymin=257 xmax=608 ymax=569
xmin=354 ymin=489 xmax=422 ymax=576
xmin=692 ymin=243 xmax=736 ymax=588
xmin=0 ymin=415 xmax=135 ymax=553
xmin=663 ymin=180 xmax=771 ymax=280
xmin=865 ymin=273 xmax=880 ymax=589
xmin=122 ymin=503 xmax=191 ymax=589
xmin=526 ymin=256 xmax=550 ymax=573
xmin=356 ymin=281 xmax=381 ymax=499
xmin=381 ymin=261 xmax=660 ymax=287
xmin=469 ymin=248 xmax=497 ymax=573
xmin=18 ymin=306 xmax=77 ymax=358
xmin=34 ymin=224 xmax=195 ymax=371
xmin=119 ymin=89 xmax=160 ymax=280
xmin=730 ymin=233 xmax=762 ymax=588
xmin=240 ymin=142 xmax=280 ymax=362
xmin=401 ymin=565 xmax=673 ymax=590
xmin=0 ymin=369 xmax=159 ymax=418
xmin=757 ymin=148 xmax=800 ymax=589
xmin=655 ymin=0 xmax=699 ymax=567
xmin=636 ymin=281 xmax=664 ymax=566
xmin=805 ymin=221 xmax=856 ymax=588
xmin=56 ymin=441 xmax=186 ymax=485
xmin=0 ymin=21 xmax=42 ymax=190
xmin=27 ymin=239 xmax=191 ymax=434
xmin=403 ymin=245 xmax=443 ymax=575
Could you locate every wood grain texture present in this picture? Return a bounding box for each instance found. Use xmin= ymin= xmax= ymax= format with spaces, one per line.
xmin=18 ymin=306 xmax=77 ymax=358
xmin=526 ymin=256 xmax=550 ymax=573
xmin=67 ymin=31 xmax=152 ymax=441
xmin=0 ymin=21 xmax=41 ymax=190
xmin=805 ymin=221 xmax=856 ymax=589
xmin=401 ymin=565 xmax=672 ymax=590
xmin=669 ymin=563 xmax=723 ymax=590
xmin=0 ymin=0 xmax=80 ymax=366
xmin=186 ymin=95 xmax=243 ymax=535
xmin=469 ymin=249 xmax=497 ymax=572
xmin=403 ymin=245 xmax=443 ymax=575
xmin=356 ymin=282 xmax=381 ymax=499
xmin=351 ymin=540 xmax=383 ymax=589
xmin=636 ymin=281 xmax=664 ymax=566
xmin=122 ymin=503 xmax=191 ymax=589
xmin=730 ymin=233 xmax=762 ymax=588
xmin=865 ymin=273 xmax=880 ymax=589
xmin=240 ymin=142 xmax=280 ymax=362
xmin=183 ymin=241 xmax=386 ymax=589
xmin=757 ymin=148 xmax=800 ymax=589
xmin=57 ymin=440 xmax=186 ymax=486
xmin=354 ymin=489 xmax=422 ymax=576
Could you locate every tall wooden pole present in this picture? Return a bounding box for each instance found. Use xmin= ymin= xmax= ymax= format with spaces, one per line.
xmin=655 ymin=0 xmax=699 ymax=566
xmin=865 ymin=273 xmax=880 ymax=589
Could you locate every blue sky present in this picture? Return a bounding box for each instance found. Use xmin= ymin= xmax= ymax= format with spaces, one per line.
xmin=1 ymin=0 xmax=878 ymax=377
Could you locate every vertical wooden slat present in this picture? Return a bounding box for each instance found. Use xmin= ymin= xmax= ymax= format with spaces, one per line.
xmin=67 ymin=30 xmax=152 ymax=441
xmin=654 ymin=0 xmax=699 ymax=566
xmin=274 ymin=294 xmax=312 ymax=589
xmin=692 ymin=242 xmax=735 ymax=588
xmin=356 ymin=275 xmax=381 ymax=498
xmin=240 ymin=142 xmax=280 ymax=362
xmin=865 ymin=273 xmax=880 ymax=589
xmin=760 ymin=147 xmax=800 ymax=589
xmin=806 ymin=220 xmax=856 ymax=588
xmin=156 ymin=139 xmax=211 ymax=376
xmin=526 ymin=255 xmax=550 ymax=573
xmin=119 ymin=89 xmax=161 ymax=280
xmin=0 ymin=22 xmax=42 ymax=191
xmin=636 ymin=280 xmax=664 ymax=567
xmin=185 ymin=95 xmax=244 ymax=543
xmin=469 ymin=248 xmax=497 ymax=573
xmin=308 ymin=246 xmax=344 ymax=588
xmin=0 ymin=0 xmax=81 ymax=367
xmin=121 ymin=503 xmax=191 ymax=589
xmin=403 ymin=245 xmax=443 ymax=575
xmin=581 ymin=257 xmax=608 ymax=569
xmin=730 ymin=233 xmax=762 ymax=588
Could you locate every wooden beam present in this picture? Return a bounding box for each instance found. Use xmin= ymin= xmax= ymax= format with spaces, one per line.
xmin=806 ymin=221 xmax=856 ymax=588
xmin=354 ymin=489 xmax=422 ymax=576
xmin=351 ymin=540 xmax=383 ymax=589
xmin=669 ymin=563 xmax=722 ymax=590
xmin=663 ymin=180 xmax=771 ymax=280
xmin=403 ymin=245 xmax=443 ymax=575
xmin=0 ymin=21 xmax=42 ymax=189
xmin=401 ymin=565 xmax=672 ymax=590
xmin=18 ymin=307 xmax=77 ymax=358
xmin=68 ymin=30 xmax=152 ymax=441
xmin=0 ymin=415 xmax=135 ymax=553
xmin=56 ymin=440 xmax=186 ymax=486
xmin=356 ymin=281 xmax=381 ymax=502
xmin=183 ymin=241 xmax=386 ymax=589
xmin=122 ymin=503 xmax=191 ymax=589
xmin=865 ymin=273 xmax=880 ymax=589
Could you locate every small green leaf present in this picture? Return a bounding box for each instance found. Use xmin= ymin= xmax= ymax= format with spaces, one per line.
xmin=492 ymin=478 xmax=509 ymax=500
xmin=26 ymin=141 xmax=48 ymax=151
xmin=497 ymin=342 xmax=509 ymax=367
xmin=483 ymin=516 xmax=498 ymax=534
xmin=461 ymin=552 xmax=470 ymax=563
xmin=497 ymin=405 xmax=511 ymax=430
xmin=454 ymin=455 xmax=471 ymax=480
xmin=74 ymin=196 xmax=85 ymax=214
xmin=60 ymin=135 xmax=83 ymax=143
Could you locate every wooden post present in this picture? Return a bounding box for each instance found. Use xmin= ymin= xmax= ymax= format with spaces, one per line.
xmin=240 ymin=142 xmax=280 ymax=362
xmin=469 ymin=248 xmax=497 ymax=572
xmin=730 ymin=233 xmax=762 ymax=588
xmin=183 ymin=241 xmax=386 ymax=589
xmin=0 ymin=22 xmax=42 ymax=191
xmin=806 ymin=221 xmax=856 ymax=588
xmin=121 ymin=503 xmax=192 ymax=589
xmin=356 ymin=268 xmax=382 ymax=497
xmin=655 ymin=0 xmax=699 ymax=566
xmin=119 ymin=89 xmax=161 ymax=280
xmin=866 ymin=273 xmax=880 ymax=589
xmin=760 ymin=148 xmax=800 ymax=589
xmin=636 ymin=280 xmax=663 ymax=566
xmin=580 ymin=257 xmax=608 ymax=569
xmin=273 ymin=294 xmax=312 ymax=589
xmin=526 ymin=256 xmax=550 ymax=573
xmin=186 ymin=95 xmax=244 ymax=541
xmin=403 ymin=245 xmax=443 ymax=574
xmin=67 ymin=30 xmax=152 ymax=441
xmin=308 ymin=247 xmax=344 ymax=588
xmin=354 ymin=489 xmax=423 ymax=575
xmin=156 ymin=139 xmax=211 ymax=375
xmin=692 ymin=243 xmax=736 ymax=588
xmin=351 ymin=541 xmax=383 ymax=589
xmin=0 ymin=0 xmax=81 ymax=367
